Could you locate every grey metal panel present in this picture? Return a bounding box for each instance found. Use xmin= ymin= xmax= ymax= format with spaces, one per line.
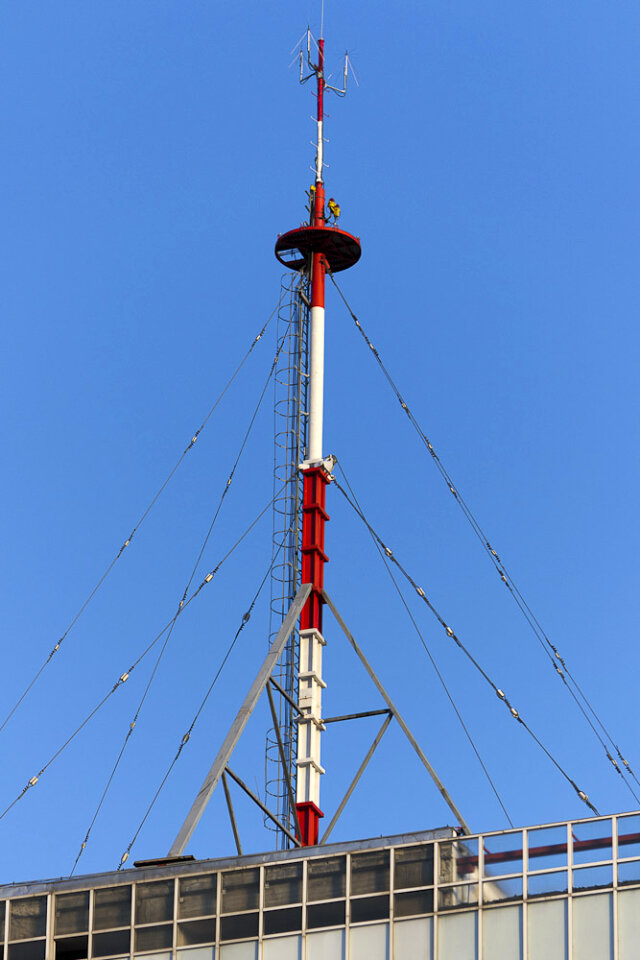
xmin=437 ymin=911 xmax=477 ymax=960
xmin=218 ymin=944 xmax=257 ymax=960
xmin=618 ymin=888 xmax=640 ymax=960
xmin=306 ymin=929 xmax=345 ymax=960
xmin=176 ymin=949 xmax=213 ymax=960
xmin=350 ymin=923 xmax=389 ymax=960
xmin=482 ymin=905 xmax=522 ymax=960
xmin=321 ymin=589 xmax=471 ymax=835
xmin=572 ymin=893 xmax=613 ymax=960
xmin=169 ymin=583 xmax=312 ymax=857
xmin=262 ymin=935 xmax=301 ymax=960
xmin=394 ymin=918 xmax=432 ymax=960
xmin=527 ymin=900 xmax=568 ymax=960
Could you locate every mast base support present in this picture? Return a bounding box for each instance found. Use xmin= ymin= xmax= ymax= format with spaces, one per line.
xmin=295 ymin=800 xmax=324 ymax=846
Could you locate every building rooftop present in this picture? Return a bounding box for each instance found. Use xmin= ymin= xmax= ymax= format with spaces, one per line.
xmin=1 ymin=812 xmax=639 ymax=960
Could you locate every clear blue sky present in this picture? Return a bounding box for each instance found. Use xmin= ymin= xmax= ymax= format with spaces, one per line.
xmin=1 ymin=0 xmax=639 ymax=882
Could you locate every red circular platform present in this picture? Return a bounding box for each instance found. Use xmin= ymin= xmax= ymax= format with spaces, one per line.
xmin=275 ymin=225 xmax=361 ymax=273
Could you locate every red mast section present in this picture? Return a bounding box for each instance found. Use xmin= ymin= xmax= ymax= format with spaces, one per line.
xmin=275 ymin=30 xmax=360 ymax=846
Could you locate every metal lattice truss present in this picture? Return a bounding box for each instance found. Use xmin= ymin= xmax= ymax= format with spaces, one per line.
xmin=169 ymin=584 xmax=470 ymax=858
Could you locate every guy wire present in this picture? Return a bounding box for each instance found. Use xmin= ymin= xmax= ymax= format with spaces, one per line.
xmin=336 ymin=461 xmax=514 ymax=828
xmin=0 ymin=475 xmax=293 ymax=826
xmin=333 ymin=475 xmax=599 ymax=817
xmin=0 ymin=291 xmax=286 ymax=737
xmin=329 ymin=271 xmax=640 ymax=799
xmin=116 ymin=531 xmax=293 ymax=868
xmin=69 ymin=325 xmax=292 ymax=875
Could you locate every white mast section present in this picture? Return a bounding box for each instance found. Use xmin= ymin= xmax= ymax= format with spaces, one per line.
xmin=307 ymin=304 xmax=325 ymax=463
xmin=306 ymin=28 xmax=326 ymax=467
xmin=296 ymin=627 xmax=326 ymax=807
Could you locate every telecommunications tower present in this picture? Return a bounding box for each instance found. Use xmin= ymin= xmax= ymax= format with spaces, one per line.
xmin=268 ymin=28 xmax=361 ymax=847
xmin=3 ymin=14 xmax=635 ymax=960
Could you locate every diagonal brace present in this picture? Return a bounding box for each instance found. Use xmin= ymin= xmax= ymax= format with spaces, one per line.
xmin=269 ymin=676 xmax=304 ymax=717
xmin=266 ymin=682 xmax=302 ymax=841
xmin=322 ymin=588 xmax=471 ymax=835
xmin=222 ymin=771 xmax=242 ymax=855
xmin=225 ymin=766 xmax=300 ymax=847
xmin=169 ymin=583 xmax=312 ymax=856
xmin=323 ymin=709 xmax=390 ymax=724
xmin=321 ymin=712 xmax=392 ymax=843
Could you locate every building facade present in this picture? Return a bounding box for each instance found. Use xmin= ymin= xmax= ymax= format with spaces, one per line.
xmin=1 ymin=810 xmax=639 ymax=960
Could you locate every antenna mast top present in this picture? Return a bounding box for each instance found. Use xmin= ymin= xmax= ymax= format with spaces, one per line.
xmin=275 ymin=28 xmax=360 ymax=275
xmin=271 ymin=19 xmax=362 ymax=847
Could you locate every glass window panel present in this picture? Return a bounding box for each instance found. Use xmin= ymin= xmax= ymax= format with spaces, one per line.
xmin=178 ymin=876 xmax=216 ymax=920
xmin=8 ymin=944 xmax=45 ymax=960
xmin=92 ymin=930 xmax=131 ymax=957
xmin=572 ymin=864 xmax=612 ymax=891
xmin=350 ymin=895 xmax=388 ymax=924
xmin=219 ymin=914 xmax=258 ymax=942
xmin=55 ymin=893 xmax=90 ymax=936
xmin=55 ymin=936 xmax=88 ymax=960
xmin=482 ymin=832 xmax=523 ymax=878
xmin=262 ymin=907 xmax=302 ymax=936
xmin=483 ymin=876 xmax=522 ymax=903
xmin=394 ymin=889 xmax=433 ymax=918
xmin=618 ymin=814 xmax=640 ymax=860
xmin=439 ymin=840 xmax=480 ymax=883
xmin=135 ymin=925 xmax=172 ymax=953
xmin=572 ymin=818 xmax=612 ymax=865
xmin=307 ymin=858 xmax=346 ymax=902
xmin=221 ymin=871 xmax=259 ymax=914
xmin=177 ymin=921 xmax=216 ymax=947
xmin=618 ymin=859 xmax=640 ymax=886
xmin=93 ymin=887 xmax=132 ymax=931
xmin=527 ymin=825 xmax=568 ymax=873
xmin=394 ymin=846 xmax=434 ymax=889
xmin=264 ymin=863 xmax=302 ymax=908
xmin=527 ymin=871 xmax=568 ymax=898
xmin=451 ymin=838 xmax=479 ymax=881
xmin=350 ymin=851 xmax=389 ymax=896
xmin=438 ymin=884 xmax=478 ymax=911
xmin=306 ymin=901 xmax=346 ymax=929
xmin=0 ymin=902 xmax=6 ymax=941
xmin=135 ymin=882 xmax=174 ymax=926
xmin=9 ymin=899 xmax=47 ymax=941
xmin=438 ymin=843 xmax=459 ymax=884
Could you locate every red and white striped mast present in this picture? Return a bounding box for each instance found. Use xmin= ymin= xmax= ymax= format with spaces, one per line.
xmin=275 ymin=23 xmax=361 ymax=846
